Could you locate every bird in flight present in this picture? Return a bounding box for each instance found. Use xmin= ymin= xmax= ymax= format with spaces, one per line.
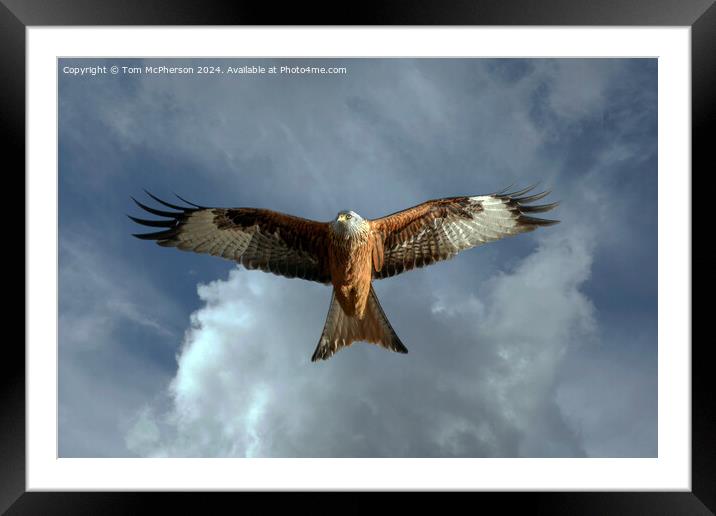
xmin=130 ymin=185 xmax=559 ymax=362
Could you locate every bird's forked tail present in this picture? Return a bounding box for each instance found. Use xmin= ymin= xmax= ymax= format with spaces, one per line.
xmin=311 ymin=285 xmax=407 ymax=362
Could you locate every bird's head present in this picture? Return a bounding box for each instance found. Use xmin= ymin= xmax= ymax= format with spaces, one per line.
xmin=332 ymin=210 xmax=368 ymax=239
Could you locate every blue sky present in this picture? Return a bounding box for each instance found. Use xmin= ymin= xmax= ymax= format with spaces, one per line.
xmin=58 ymin=58 xmax=657 ymax=457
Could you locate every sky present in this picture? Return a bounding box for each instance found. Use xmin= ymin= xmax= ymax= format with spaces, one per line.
xmin=58 ymin=58 xmax=657 ymax=458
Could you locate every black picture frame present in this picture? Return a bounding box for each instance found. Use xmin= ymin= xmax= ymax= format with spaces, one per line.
xmin=6 ymin=1 xmax=707 ymax=513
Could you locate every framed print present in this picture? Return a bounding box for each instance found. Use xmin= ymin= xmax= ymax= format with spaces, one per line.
xmin=8 ymin=0 xmax=708 ymax=513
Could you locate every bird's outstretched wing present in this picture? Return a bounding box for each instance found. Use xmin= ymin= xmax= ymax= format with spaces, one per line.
xmin=130 ymin=192 xmax=332 ymax=284
xmin=369 ymin=185 xmax=559 ymax=279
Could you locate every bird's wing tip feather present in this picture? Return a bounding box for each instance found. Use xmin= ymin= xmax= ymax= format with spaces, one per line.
xmin=173 ymin=192 xmax=208 ymax=209
xmin=142 ymin=190 xmax=198 ymax=212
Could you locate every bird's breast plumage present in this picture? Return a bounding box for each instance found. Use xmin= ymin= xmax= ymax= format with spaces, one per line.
xmin=328 ymin=223 xmax=374 ymax=318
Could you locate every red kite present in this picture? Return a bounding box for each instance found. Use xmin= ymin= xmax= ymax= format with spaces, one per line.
xmin=130 ymin=185 xmax=558 ymax=361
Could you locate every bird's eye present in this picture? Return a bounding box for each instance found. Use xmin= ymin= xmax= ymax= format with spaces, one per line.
xmin=345 ymin=214 xmax=352 ymax=219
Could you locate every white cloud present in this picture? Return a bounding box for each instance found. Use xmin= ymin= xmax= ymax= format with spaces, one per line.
xmin=124 ymin=405 xmax=161 ymax=453
xmin=476 ymin=228 xmax=597 ymax=456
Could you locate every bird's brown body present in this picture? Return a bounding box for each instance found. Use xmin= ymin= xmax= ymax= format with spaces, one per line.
xmin=327 ymin=218 xmax=380 ymax=318
xmin=130 ymin=185 xmax=559 ymax=361
xmin=328 ymin=234 xmax=372 ymax=318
